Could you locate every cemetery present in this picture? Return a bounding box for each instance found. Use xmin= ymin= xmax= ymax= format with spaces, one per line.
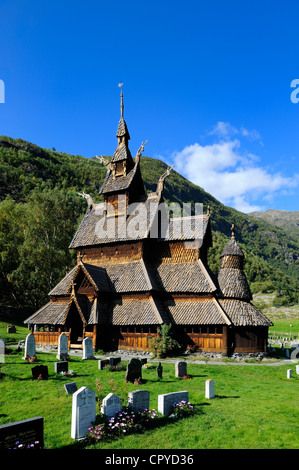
xmin=0 ymin=323 xmax=298 ymax=450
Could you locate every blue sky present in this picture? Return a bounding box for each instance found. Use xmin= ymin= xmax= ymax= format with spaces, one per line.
xmin=0 ymin=0 xmax=298 ymax=213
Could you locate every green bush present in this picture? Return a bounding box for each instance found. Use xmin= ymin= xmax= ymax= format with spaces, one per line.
xmin=148 ymin=324 xmax=181 ymax=358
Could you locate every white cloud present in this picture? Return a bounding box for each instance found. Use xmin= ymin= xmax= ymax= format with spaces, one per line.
xmin=208 ymin=121 xmax=262 ymax=143
xmin=169 ymin=128 xmax=299 ymax=213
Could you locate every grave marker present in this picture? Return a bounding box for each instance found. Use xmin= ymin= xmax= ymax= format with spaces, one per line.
xmin=0 ymin=339 xmax=5 ymax=364
xmin=157 ymin=362 xmax=163 ymax=379
xmin=82 ymin=337 xmax=94 ymax=360
xmin=101 ymin=393 xmax=122 ymax=418
xmin=108 ymin=356 xmax=121 ymax=366
xmin=24 ymin=333 xmax=36 ymax=360
xmin=0 ymin=417 xmax=43 ymax=450
xmin=57 ymin=333 xmax=69 ymax=360
xmin=54 ymin=361 xmax=68 ymax=374
xmin=128 ymin=390 xmax=150 ymax=412
xmin=98 ymin=359 xmax=110 ymax=370
xmin=205 ymin=379 xmax=215 ymax=399
xmin=296 ymin=365 xmax=299 ymax=375
xmin=64 ymin=382 xmax=78 ymax=395
xmin=158 ymin=391 xmax=189 ymax=416
xmin=287 ymin=369 xmax=292 ymax=379
xmin=7 ymin=325 xmax=16 ymax=334
xmin=71 ymin=387 xmax=96 ymax=440
xmin=125 ymin=358 xmax=142 ymax=383
xmin=31 ymin=365 xmax=48 ymax=380
xmin=175 ymin=361 xmax=187 ymax=378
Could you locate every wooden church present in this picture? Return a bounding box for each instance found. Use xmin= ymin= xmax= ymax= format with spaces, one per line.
xmin=24 ymin=89 xmax=272 ymax=355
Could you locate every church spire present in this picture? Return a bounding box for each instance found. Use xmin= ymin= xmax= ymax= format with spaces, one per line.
xmin=120 ymin=83 xmax=124 ymax=118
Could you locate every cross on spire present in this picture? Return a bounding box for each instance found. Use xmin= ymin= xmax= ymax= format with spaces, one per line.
xmin=118 ymin=82 xmax=124 ymax=117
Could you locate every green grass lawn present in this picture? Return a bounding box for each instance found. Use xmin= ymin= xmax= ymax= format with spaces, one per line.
xmin=0 ymin=348 xmax=298 ymax=450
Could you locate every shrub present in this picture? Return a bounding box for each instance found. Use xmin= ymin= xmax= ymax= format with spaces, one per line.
xmin=148 ymin=324 xmax=181 ymax=358
xmin=172 ymin=401 xmax=195 ymax=419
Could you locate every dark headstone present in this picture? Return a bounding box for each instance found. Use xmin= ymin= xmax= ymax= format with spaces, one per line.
xmin=31 ymin=365 xmax=48 ymax=380
xmin=157 ymin=362 xmax=163 ymax=379
xmin=140 ymin=358 xmax=147 ymax=365
xmin=0 ymin=417 xmax=43 ymax=449
xmin=98 ymin=359 xmax=109 ymax=370
xmin=64 ymin=382 xmax=78 ymax=395
xmin=108 ymin=356 xmax=121 ymax=366
xmin=175 ymin=360 xmax=187 ymax=378
xmin=125 ymin=358 xmax=142 ymax=383
xmin=54 ymin=361 xmax=68 ymax=373
xmin=7 ymin=325 xmax=16 ymax=334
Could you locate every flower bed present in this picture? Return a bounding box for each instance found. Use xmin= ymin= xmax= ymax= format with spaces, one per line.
xmin=87 ymin=408 xmax=159 ymax=443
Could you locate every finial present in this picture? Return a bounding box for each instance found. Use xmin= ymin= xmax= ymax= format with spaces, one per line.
xmin=70 ymin=280 xmax=76 ymax=297
xmin=231 ymin=224 xmax=235 ymax=239
xmin=118 ymin=82 xmax=124 ymax=117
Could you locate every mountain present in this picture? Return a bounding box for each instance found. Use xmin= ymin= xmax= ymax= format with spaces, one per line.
xmin=0 ymin=136 xmax=298 ymax=309
xmin=248 ymin=210 xmax=299 ymax=242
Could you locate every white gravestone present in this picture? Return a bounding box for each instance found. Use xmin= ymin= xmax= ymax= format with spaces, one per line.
xmin=71 ymin=386 xmax=96 ymax=439
xmin=287 ymin=369 xmax=292 ymax=379
xmin=158 ymin=391 xmax=189 ymax=416
xmin=296 ymin=365 xmax=299 ymax=375
xmin=82 ymin=337 xmax=94 ymax=360
xmin=24 ymin=333 xmax=36 ymax=360
xmin=127 ymin=390 xmax=150 ymax=411
xmin=0 ymin=339 xmax=5 ymax=364
xmin=101 ymin=393 xmax=122 ymax=418
xmin=57 ymin=333 xmax=69 ymax=360
xmin=205 ymin=379 xmax=215 ymax=399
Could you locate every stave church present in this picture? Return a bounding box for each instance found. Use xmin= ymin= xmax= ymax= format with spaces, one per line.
xmin=24 ymin=88 xmax=272 ymax=355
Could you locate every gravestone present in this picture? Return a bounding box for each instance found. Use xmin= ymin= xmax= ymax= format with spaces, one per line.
xmin=291 ymin=347 xmax=299 ymax=360
xmin=7 ymin=325 xmax=16 ymax=334
xmin=71 ymin=386 xmax=96 ymax=440
xmin=0 ymin=417 xmax=43 ymax=450
xmin=158 ymin=391 xmax=189 ymax=416
xmin=127 ymin=390 xmax=150 ymax=412
xmin=64 ymin=382 xmax=78 ymax=395
xmin=98 ymin=359 xmax=109 ymax=370
xmin=125 ymin=358 xmax=142 ymax=383
xmin=296 ymin=365 xmax=299 ymax=375
xmin=205 ymin=379 xmax=215 ymax=399
xmin=101 ymin=393 xmax=122 ymax=418
xmin=287 ymin=369 xmax=292 ymax=379
xmin=157 ymin=362 xmax=163 ymax=379
xmin=140 ymin=358 xmax=147 ymax=365
xmin=24 ymin=333 xmax=36 ymax=360
xmin=31 ymin=365 xmax=48 ymax=380
xmin=0 ymin=339 xmax=5 ymax=364
xmin=57 ymin=333 xmax=69 ymax=360
xmin=175 ymin=361 xmax=187 ymax=378
xmin=108 ymin=356 xmax=121 ymax=366
xmin=54 ymin=361 xmax=68 ymax=374
xmin=82 ymin=337 xmax=94 ymax=360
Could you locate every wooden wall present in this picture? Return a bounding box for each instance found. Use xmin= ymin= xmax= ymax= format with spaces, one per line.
xmin=79 ymin=241 xmax=143 ymax=265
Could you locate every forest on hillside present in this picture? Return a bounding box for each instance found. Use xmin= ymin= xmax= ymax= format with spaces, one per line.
xmin=0 ymin=136 xmax=298 ymax=310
